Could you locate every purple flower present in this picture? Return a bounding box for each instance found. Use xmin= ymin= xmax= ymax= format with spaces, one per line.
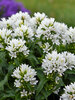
xmin=0 ymin=0 xmax=30 ymax=18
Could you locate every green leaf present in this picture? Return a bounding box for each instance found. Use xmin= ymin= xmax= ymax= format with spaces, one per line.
xmin=26 ymin=82 xmax=33 ymax=91
xmin=14 ymin=58 xmax=20 ymax=66
xmin=0 ymin=51 xmax=7 ymax=67
xmin=66 ymin=43 xmax=75 ymax=54
xmin=68 ymin=74 xmax=75 ymax=82
xmin=0 ymin=90 xmax=15 ymax=100
xmin=8 ymin=64 xmax=15 ymax=75
xmin=54 ymin=78 xmax=64 ymax=91
xmin=27 ymin=54 xmax=39 ymax=67
xmin=0 ymin=67 xmax=3 ymax=77
xmin=0 ymin=74 xmax=8 ymax=90
xmin=36 ymin=78 xmax=48 ymax=96
xmin=35 ymin=93 xmax=44 ymax=100
xmin=41 ymin=88 xmax=52 ymax=100
xmin=34 ymin=45 xmax=43 ymax=57
xmin=35 ymin=88 xmax=52 ymax=100
xmin=36 ymin=68 xmax=46 ymax=79
xmin=36 ymin=70 xmax=48 ymax=95
xmin=64 ymin=69 xmax=75 ymax=83
xmin=15 ymin=93 xmax=21 ymax=100
xmin=65 ymin=69 xmax=75 ymax=74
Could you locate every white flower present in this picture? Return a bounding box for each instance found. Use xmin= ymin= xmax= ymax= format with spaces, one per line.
xmin=42 ymin=42 xmax=52 ymax=53
xmin=0 ymin=12 xmax=31 ymax=30
xmin=66 ymin=27 xmax=75 ymax=43
xmin=20 ymin=64 xmax=38 ymax=85
xmin=36 ymin=20 xmax=71 ymax=45
xmin=13 ymin=25 xmax=34 ymax=39
xmin=62 ymin=52 xmax=75 ymax=69
xmin=53 ymin=22 xmax=68 ymax=45
xmin=34 ymin=12 xmax=47 ymax=21
xmin=29 ymin=12 xmax=47 ymax=32
xmin=53 ymin=22 xmax=68 ymax=34
xmin=41 ymin=18 xmax=55 ymax=26
xmin=12 ymin=67 xmax=21 ymax=78
xmin=6 ymin=39 xmax=29 ymax=58
xmin=0 ymin=28 xmax=12 ymax=43
xmin=12 ymin=64 xmax=38 ymax=86
xmin=12 ymin=64 xmax=38 ymax=97
xmin=0 ymin=12 xmax=75 ymax=46
xmin=21 ymin=89 xmax=34 ymax=98
xmin=36 ymin=18 xmax=54 ymax=38
xmin=42 ymin=51 xmax=75 ymax=76
xmin=60 ymin=82 xmax=75 ymax=100
xmin=0 ymin=18 xmax=7 ymax=29
xmin=14 ymin=79 xmax=21 ymax=87
xmin=21 ymin=89 xmax=28 ymax=97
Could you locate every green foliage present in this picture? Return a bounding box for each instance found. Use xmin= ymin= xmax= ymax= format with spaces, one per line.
xmin=0 ymin=90 xmax=15 ymax=100
xmin=36 ymin=69 xmax=48 ymax=96
xmin=64 ymin=69 xmax=75 ymax=83
xmin=27 ymin=54 xmax=39 ymax=67
xmin=0 ymin=51 xmax=8 ymax=81
xmin=0 ymin=51 xmax=7 ymax=67
xmin=0 ymin=43 xmax=75 ymax=100
xmin=0 ymin=74 xmax=8 ymax=91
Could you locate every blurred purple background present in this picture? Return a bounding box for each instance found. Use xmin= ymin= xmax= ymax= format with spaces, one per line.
xmin=0 ymin=0 xmax=30 ymax=18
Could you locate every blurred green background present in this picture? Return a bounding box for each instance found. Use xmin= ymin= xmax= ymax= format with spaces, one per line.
xmin=17 ymin=0 xmax=75 ymax=27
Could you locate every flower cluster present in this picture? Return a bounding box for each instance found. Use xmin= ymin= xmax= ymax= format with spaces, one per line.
xmin=42 ymin=51 xmax=75 ymax=76
xmin=0 ymin=28 xmax=12 ymax=43
xmin=60 ymin=82 xmax=75 ymax=100
xmin=0 ymin=12 xmax=75 ymax=46
xmin=0 ymin=11 xmax=30 ymax=29
xmin=34 ymin=15 xmax=75 ymax=46
xmin=6 ymin=39 xmax=29 ymax=58
xmin=0 ymin=0 xmax=30 ymax=18
xmin=12 ymin=64 xmax=38 ymax=97
xmin=13 ymin=25 xmax=34 ymax=39
xmin=0 ymin=12 xmax=75 ymax=100
xmin=0 ymin=12 xmax=32 ymax=59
